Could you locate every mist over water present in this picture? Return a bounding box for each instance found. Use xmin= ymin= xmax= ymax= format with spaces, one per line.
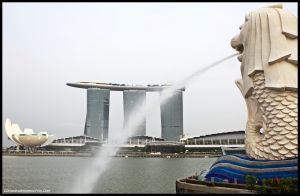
xmin=70 ymin=53 xmax=238 ymax=193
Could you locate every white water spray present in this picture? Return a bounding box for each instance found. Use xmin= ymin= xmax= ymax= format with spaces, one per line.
xmin=70 ymin=53 xmax=238 ymax=193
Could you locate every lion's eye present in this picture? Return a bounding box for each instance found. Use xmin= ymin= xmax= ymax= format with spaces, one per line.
xmin=245 ymin=14 xmax=249 ymax=22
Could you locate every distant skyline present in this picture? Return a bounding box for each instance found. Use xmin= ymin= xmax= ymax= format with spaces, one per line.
xmin=3 ymin=2 xmax=297 ymax=146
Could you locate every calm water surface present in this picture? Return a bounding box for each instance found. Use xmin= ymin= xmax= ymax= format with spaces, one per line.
xmin=3 ymin=156 xmax=216 ymax=193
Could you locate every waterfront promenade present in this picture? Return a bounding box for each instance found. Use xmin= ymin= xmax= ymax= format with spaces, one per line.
xmin=2 ymin=150 xmax=92 ymax=157
xmin=3 ymin=150 xmax=221 ymax=158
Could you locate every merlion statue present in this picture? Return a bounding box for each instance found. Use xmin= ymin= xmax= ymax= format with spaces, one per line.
xmin=231 ymin=4 xmax=297 ymax=160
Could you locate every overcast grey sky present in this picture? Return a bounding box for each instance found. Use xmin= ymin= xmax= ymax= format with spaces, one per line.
xmin=3 ymin=2 xmax=297 ymax=146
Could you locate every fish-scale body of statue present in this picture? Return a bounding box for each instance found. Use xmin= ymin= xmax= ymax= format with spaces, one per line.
xmin=231 ymin=5 xmax=298 ymax=160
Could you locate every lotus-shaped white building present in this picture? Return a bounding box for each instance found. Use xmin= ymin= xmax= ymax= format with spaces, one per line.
xmin=5 ymin=118 xmax=56 ymax=147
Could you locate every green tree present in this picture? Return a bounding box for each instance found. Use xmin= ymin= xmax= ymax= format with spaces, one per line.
xmin=245 ymin=175 xmax=257 ymax=190
xmin=133 ymin=146 xmax=138 ymax=152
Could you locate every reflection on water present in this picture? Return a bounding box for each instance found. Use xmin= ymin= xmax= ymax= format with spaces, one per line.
xmin=3 ymin=156 xmax=216 ymax=193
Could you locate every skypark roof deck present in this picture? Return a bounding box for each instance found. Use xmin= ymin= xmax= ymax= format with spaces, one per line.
xmin=67 ymin=82 xmax=185 ymax=91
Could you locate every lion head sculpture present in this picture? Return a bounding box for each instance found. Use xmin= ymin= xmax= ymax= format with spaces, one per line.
xmin=231 ymin=4 xmax=297 ymax=98
xmin=231 ymin=5 xmax=298 ymax=160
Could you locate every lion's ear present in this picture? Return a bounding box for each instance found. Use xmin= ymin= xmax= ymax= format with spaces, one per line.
xmin=276 ymin=8 xmax=297 ymax=65
xmin=267 ymin=9 xmax=291 ymax=64
xmin=276 ymin=8 xmax=297 ymax=39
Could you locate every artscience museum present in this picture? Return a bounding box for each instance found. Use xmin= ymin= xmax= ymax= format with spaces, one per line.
xmin=5 ymin=118 xmax=56 ymax=148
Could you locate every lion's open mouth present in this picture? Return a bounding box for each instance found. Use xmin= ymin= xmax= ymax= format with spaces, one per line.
xmin=231 ymin=35 xmax=244 ymax=62
xmin=235 ymin=44 xmax=244 ymax=62
xmin=236 ymin=44 xmax=244 ymax=54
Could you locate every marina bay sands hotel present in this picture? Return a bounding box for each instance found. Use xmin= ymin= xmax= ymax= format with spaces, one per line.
xmin=67 ymin=82 xmax=185 ymax=142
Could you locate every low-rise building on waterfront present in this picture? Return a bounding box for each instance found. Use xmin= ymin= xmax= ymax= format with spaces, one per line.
xmin=181 ymin=130 xmax=245 ymax=145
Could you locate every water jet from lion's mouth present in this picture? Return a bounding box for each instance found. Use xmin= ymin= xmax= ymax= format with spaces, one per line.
xmin=70 ymin=52 xmax=238 ymax=193
xmin=171 ymin=52 xmax=239 ymax=90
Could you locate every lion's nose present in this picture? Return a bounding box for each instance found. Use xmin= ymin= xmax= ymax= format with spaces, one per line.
xmin=231 ymin=34 xmax=241 ymax=49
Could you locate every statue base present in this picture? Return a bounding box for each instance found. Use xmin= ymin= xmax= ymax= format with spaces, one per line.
xmin=204 ymin=154 xmax=298 ymax=185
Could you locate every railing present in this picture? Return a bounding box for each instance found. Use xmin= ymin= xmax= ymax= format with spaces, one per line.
xmin=4 ymin=150 xmax=92 ymax=156
xmin=176 ymin=176 xmax=257 ymax=194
